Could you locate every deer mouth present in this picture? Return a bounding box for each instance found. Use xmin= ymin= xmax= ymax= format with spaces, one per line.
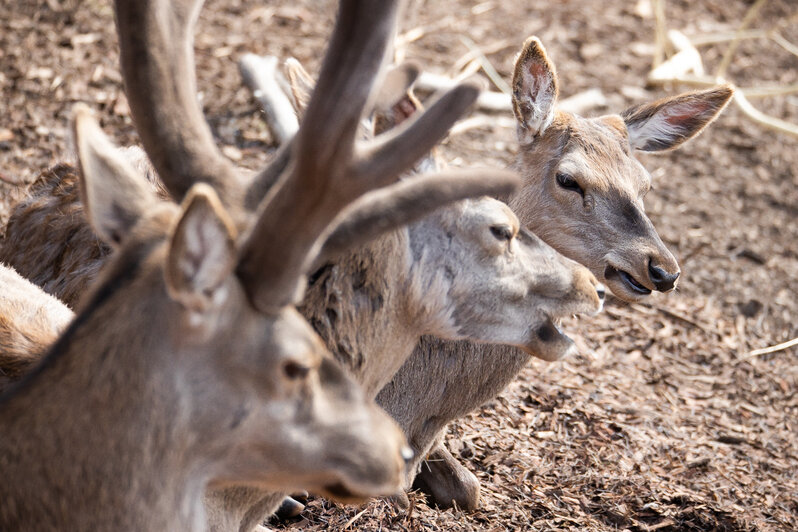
xmin=521 ymin=315 xmax=577 ymax=362
xmin=321 ymin=481 xmax=368 ymax=503
xmin=604 ymin=265 xmax=652 ymax=297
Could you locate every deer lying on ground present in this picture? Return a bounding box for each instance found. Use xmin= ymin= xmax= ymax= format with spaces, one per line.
xmin=0 ymin=264 xmax=73 ymax=392
xmin=0 ymin=149 xmax=161 ymax=307
xmin=0 ymin=0 xmax=528 ymax=528
xmin=376 ymin=37 xmax=734 ymax=510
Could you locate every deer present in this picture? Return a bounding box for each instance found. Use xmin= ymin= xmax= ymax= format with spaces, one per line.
xmin=375 ymin=36 xmax=734 ymax=511
xmin=0 ymin=150 xmax=163 ymax=308
xmin=0 ymin=263 xmax=73 ymax=392
xmin=0 ymin=0 xmax=529 ymax=529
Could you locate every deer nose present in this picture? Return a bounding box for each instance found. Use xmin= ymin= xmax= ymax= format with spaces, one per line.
xmin=648 ymin=261 xmax=680 ymax=292
xmin=595 ymin=283 xmax=606 ymax=301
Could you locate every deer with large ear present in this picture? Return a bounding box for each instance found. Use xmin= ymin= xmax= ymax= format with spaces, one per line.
xmin=377 ymin=36 xmax=733 ymax=511
xmin=511 ymin=36 xmax=732 ymax=300
xmin=0 ymin=0 xmax=524 ymax=529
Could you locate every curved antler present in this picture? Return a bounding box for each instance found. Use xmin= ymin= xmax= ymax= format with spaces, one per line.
xmin=237 ymin=0 xmax=517 ymax=311
xmin=114 ymin=0 xmax=245 ymax=207
xmin=115 ymin=0 xmax=519 ymax=313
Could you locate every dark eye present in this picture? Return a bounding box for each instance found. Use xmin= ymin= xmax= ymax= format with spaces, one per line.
xmin=556 ymin=172 xmax=582 ymax=194
xmin=283 ymin=361 xmax=310 ymax=381
xmin=490 ymin=225 xmax=514 ymax=242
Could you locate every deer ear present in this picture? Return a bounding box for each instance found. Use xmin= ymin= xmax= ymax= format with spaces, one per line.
xmin=511 ymin=36 xmax=559 ymax=144
xmin=165 ymin=184 xmax=238 ymax=311
xmin=621 ymin=85 xmax=734 ymax=152
xmin=73 ymin=104 xmax=159 ymax=248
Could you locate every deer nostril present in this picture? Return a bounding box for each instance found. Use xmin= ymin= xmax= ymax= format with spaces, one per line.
xmin=595 ymin=283 xmax=606 ymax=300
xmin=648 ymin=261 xmax=680 ymax=292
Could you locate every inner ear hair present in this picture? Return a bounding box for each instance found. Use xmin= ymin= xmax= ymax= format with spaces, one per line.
xmin=165 ymin=184 xmax=238 ymax=311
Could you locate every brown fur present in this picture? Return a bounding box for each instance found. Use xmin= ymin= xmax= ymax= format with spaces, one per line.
xmin=0 ymin=150 xmax=164 ymax=308
xmin=0 ymin=0 xmax=523 ymax=527
xmin=0 ymin=264 xmax=73 ymax=392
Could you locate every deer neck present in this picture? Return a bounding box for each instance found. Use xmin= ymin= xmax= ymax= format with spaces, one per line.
xmin=300 ymin=227 xmax=428 ymax=399
xmin=0 ymin=245 xmax=213 ymax=532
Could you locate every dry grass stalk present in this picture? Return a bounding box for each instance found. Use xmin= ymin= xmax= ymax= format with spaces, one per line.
xmin=715 ymin=0 xmax=769 ymax=79
xmin=747 ymin=336 xmax=798 ymax=357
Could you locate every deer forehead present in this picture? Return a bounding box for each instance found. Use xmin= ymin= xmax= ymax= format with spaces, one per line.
xmin=557 ymin=114 xmax=651 ymax=197
xmin=456 ymin=197 xmax=520 ymax=232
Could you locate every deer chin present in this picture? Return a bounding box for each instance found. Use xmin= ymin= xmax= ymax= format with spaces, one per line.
xmin=318 ymin=481 xmax=372 ymax=504
xmin=318 ymin=474 xmax=404 ymax=505
xmin=520 ymin=316 xmax=578 ymax=362
xmin=603 ymin=265 xmax=653 ymax=301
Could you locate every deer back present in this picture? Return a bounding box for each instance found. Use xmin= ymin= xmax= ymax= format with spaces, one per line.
xmin=0 ymin=264 xmax=73 ymax=392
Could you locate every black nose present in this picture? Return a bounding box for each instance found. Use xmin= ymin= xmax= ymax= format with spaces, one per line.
xmin=648 ymin=261 xmax=680 ymax=292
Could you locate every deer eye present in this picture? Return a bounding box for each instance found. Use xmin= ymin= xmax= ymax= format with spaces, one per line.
xmin=490 ymin=225 xmax=514 ymax=242
xmin=556 ymin=172 xmax=583 ymax=194
xmin=283 ymin=361 xmax=311 ymax=381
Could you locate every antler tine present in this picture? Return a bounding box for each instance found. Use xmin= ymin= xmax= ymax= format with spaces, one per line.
xmin=311 ymin=168 xmax=520 ymax=269
xmin=114 ymin=0 xmax=245 ymax=207
xmin=237 ymin=0 xmax=403 ymax=311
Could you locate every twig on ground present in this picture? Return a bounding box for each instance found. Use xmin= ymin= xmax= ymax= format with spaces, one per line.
xmin=648 ymin=30 xmax=704 ymax=84
xmin=457 ymin=35 xmax=512 ymax=95
xmin=651 ymin=0 xmax=668 ymax=69
xmin=238 ymin=53 xmax=299 ymax=145
xmin=747 ymin=337 xmax=798 ymax=358
xmin=342 ymin=508 xmax=368 ymax=530
xmin=448 ymin=114 xmax=515 ymax=136
xmin=733 ymin=90 xmax=798 ymax=138
xmin=716 ymin=0 xmax=769 ymax=78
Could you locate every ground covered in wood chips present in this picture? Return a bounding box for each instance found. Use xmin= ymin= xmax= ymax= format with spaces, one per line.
xmin=1 ymin=0 xmax=796 ymax=530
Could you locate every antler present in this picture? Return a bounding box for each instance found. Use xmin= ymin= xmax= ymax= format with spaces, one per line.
xmin=236 ymin=0 xmax=518 ymax=311
xmin=115 ymin=0 xmax=518 ymax=313
xmin=114 ymin=0 xmax=246 ymax=207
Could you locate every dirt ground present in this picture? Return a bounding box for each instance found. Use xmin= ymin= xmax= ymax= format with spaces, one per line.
xmin=1 ymin=0 xmax=796 ymax=530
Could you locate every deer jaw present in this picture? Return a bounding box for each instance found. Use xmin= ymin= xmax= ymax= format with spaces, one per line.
xmin=511 ymin=36 xmax=732 ymax=302
xmin=407 ymin=197 xmax=603 ymax=361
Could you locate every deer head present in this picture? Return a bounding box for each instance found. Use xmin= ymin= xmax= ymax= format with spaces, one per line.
xmin=406 ymin=196 xmax=603 ymax=362
xmin=510 ymin=37 xmax=733 ymax=301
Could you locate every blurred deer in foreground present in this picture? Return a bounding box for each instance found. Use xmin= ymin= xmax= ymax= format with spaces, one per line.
xmin=0 ymin=0 xmax=526 ymax=529
xmin=377 ymin=37 xmax=734 ymax=510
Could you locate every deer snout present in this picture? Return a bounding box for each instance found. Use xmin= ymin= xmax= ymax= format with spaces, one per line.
xmin=648 ymin=259 xmax=680 ymax=292
xmin=572 ymin=265 xmax=603 ymax=315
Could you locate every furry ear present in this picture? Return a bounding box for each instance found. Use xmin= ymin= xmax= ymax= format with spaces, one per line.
xmin=621 ymin=85 xmax=734 ymax=152
xmin=511 ymin=36 xmax=559 ymax=144
xmin=165 ymin=183 xmax=238 ymax=312
xmin=73 ymin=104 xmax=160 ymax=247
